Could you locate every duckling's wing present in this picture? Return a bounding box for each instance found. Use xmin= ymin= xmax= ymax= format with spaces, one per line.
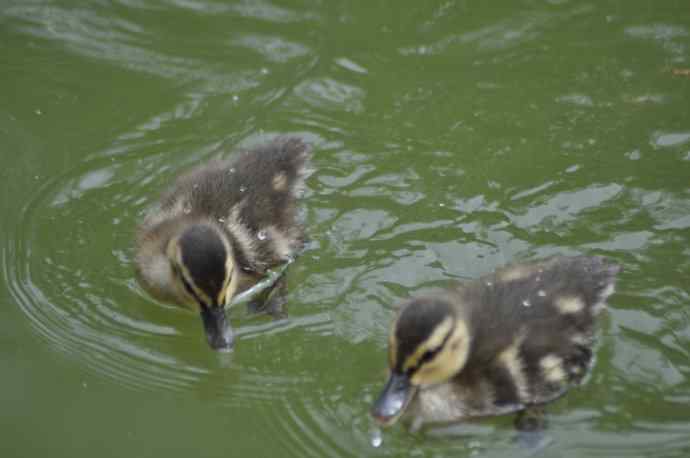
xmin=460 ymin=256 xmax=620 ymax=407
xmin=223 ymin=137 xmax=312 ymax=268
xmin=225 ymin=137 xmax=312 ymax=232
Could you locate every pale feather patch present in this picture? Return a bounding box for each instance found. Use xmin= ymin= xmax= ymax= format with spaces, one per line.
xmin=272 ymin=172 xmax=288 ymax=192
xmin=498 ymin=332 xmax=529 ymax=401
xmin=570 ymin=333 xmax=592 ymax=346
xmin=266 ymin=225 xmax=294 ymax=259
xmin=554 ymin=295 xmax=585 ymax=314
xmin=498 ymin=265 xmax=533 ymax=283
xmin=591 ymin=301 xmax=606 ymax=315
xmin=540 ymin=354 xmax=567 ymax=383
xmin=597 ymin=282 xmax=616 ymax=306
xmin=592 ymin=269 xmax=616 ymax=315
xmin=292 ymin=163 xmax=314 ymax=198
xmin=224 ymin=204 xmax=257 ymax=265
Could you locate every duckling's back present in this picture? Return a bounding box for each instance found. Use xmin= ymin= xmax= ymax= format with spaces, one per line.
xmin=147 ymin=137 xmax=312 ymax=273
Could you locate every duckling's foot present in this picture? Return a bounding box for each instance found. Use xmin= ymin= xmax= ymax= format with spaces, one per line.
xmin=514 ymin=406 xmax=552 ymax=453
xmin=515 ymin=405 xmax=546 ymax=432
xmin=247 ymin=276 xmax=288 ymax=319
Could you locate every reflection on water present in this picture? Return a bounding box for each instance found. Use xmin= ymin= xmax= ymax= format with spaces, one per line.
xmin=2 ymin=0 xmax=690 ymax=457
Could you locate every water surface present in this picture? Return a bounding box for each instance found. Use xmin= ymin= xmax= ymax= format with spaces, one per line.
xmin=2 ymin=1 xmax=689 ymax=457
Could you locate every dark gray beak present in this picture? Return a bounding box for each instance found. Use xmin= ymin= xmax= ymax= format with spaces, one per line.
xmin=200 ymin=306 xmax=234 ymax=351
xmin=371 ymin=372 xmax=416 ymax=426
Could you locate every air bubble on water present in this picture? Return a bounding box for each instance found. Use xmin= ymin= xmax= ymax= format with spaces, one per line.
xmin=257 ymin=230 xmax=268 ymax=241
xmin=522 ymin=299 xmax=531 ymax=307
xmin=370 ymin=427 xmax=383 ymax=448
xmin=537 ymin=290 xmax=546 ymax=297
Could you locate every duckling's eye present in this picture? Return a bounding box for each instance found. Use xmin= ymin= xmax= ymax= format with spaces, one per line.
xmin=420 ymin=347 xmax=441 ymax=364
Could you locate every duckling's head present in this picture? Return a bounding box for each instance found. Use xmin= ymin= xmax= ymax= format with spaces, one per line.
xmin=167 ymin=223 xmax=237 ymax=351
xmin=371 ymin=296 xmax=471 ymax=426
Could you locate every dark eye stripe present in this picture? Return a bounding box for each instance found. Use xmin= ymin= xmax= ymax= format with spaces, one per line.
xmin=173 ymin=264 xmax=207 ymax=308
xmin=407 ymin=324 xmax=456 ymax=375
xmin=421 ymin=346 xmax=441 ymax=363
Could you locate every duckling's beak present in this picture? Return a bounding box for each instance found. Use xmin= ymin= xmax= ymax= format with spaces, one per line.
xmin=371 ymin=372 xmax=417 ymax=426
xmin=200 ymin=306 xmax=234 ymax=351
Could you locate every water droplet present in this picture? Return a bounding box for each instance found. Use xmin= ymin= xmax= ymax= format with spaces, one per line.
xmin=257 ymin=230 xmax=267 ymax=241
xmin=537 ymin=290 xmax=546 ymax=297
xmin=370 ymin=428 xmax=383 ymax=448
xmin=522 ymin=299 xmax=531 ymax=307
xmin=239 ymin=186 xmax=246 ymax=193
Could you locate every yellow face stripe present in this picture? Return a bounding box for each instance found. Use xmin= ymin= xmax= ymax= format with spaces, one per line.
xmin=409 ymin=319 xmax=471 ymax=386
xmin=402 ymin=317 xmax=454 ymax=373
xmin=168 ymin=238 xmax=212 ymax=310
xmin=178 ymin=261 xmax=213 ymax=307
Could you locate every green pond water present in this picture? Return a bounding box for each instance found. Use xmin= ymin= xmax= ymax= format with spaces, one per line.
xmin=2 ymin=1 xmax=690 ymax=457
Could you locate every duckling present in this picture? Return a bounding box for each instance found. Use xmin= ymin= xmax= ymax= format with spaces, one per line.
xmin=135 ymin=137 xmax=312 ymax=350
xmin=371 ymin=255 xmax=620 ymax=432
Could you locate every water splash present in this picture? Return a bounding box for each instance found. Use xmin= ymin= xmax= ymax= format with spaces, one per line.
xmin=369 ymin=427 xmax=383 ymax=448
xmin=522 ymin=299 xmax=531 ymax=307
xmin=257 ymin=230 xmax=268 ymax=241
